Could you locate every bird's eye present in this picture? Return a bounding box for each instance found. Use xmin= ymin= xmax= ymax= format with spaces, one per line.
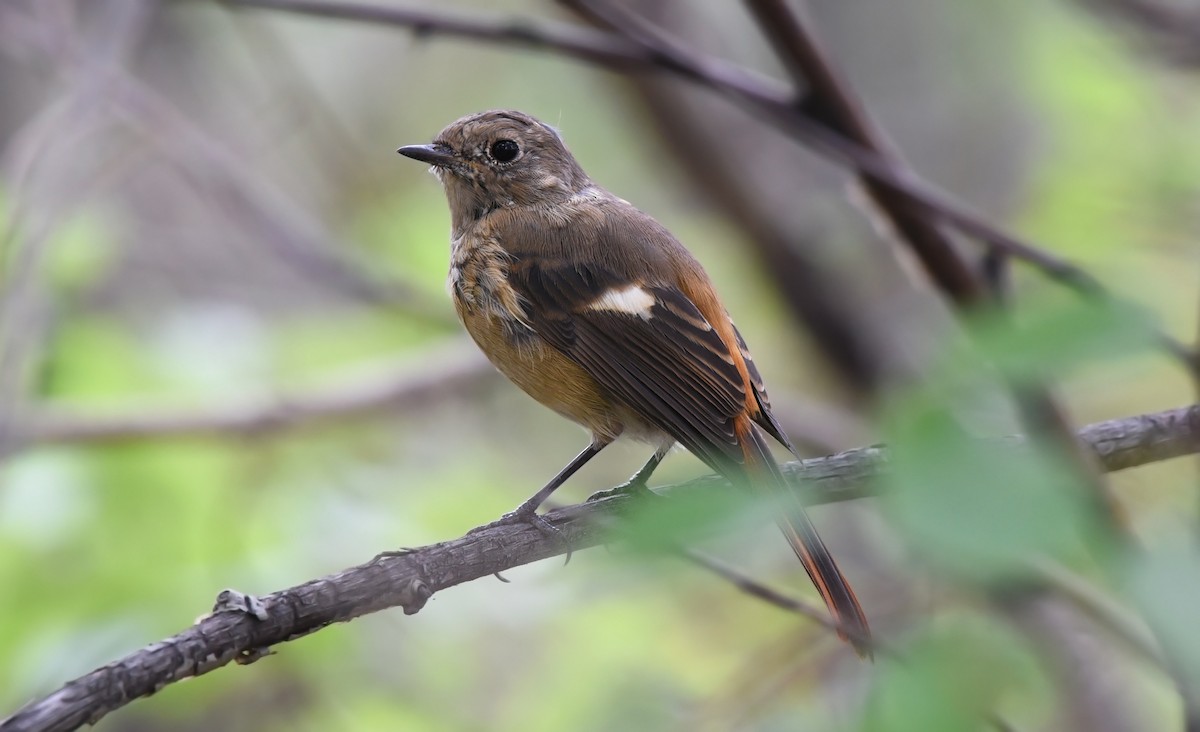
xmin=490 ymin=139 xmax=520 ymax=163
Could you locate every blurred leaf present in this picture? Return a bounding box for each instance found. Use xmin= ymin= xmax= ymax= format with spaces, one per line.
xmin=881 ymin=294 xmax=1151 ymax=580
xmin=861 ymin=613 xmax=1045 ymax=732
xmin=616 ymin=483 xmax=753 ymax=556
xmin=971 ymin=297 xmax=1156 ymax=382
xmin=1125 ymin=547 xmax=1200 ymax=693
xmin=883 ymin=399 xmax=1093 ymax=581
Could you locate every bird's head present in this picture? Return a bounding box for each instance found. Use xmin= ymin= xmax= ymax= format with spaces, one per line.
xmin=398 ymin=110 xmax=591 ymax=230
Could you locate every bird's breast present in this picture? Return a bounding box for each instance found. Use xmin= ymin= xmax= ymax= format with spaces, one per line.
xmin=449 ymin=232 xmax=638 ymax=442
xmin=450 ymin=234 xmax=522 ymax=325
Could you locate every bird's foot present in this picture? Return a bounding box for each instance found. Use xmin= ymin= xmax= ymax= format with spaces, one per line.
xmin=587 ymin=477 xmax=659 ymax=503
xmin=470 ymin=499 xmax=574 ymax=564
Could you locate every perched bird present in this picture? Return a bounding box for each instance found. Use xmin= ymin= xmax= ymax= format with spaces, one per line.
xmin=398 ymin=110 xmax=871 ymax=655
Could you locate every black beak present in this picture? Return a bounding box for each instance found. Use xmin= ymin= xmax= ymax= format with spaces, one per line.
xmin=397 ymin=143 xmax=456 ymax=166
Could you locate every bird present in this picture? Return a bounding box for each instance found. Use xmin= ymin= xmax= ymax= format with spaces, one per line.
xmin=398 ymin=109 xmax=871 ymax=656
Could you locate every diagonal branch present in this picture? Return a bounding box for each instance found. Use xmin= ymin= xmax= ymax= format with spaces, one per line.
xmin=3 ymin=404 xmax=1197 ymax=732
xmin=678 ymin=547 xmax=880 ymax=653
xmin=742 ymin=0 xmax=981 ymax=304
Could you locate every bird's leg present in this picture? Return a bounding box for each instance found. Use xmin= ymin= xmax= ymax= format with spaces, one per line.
xmin=587 ymin=445 xmax=669 ymax=502
xmin=472 ymin=440 xmax=609 ymax=537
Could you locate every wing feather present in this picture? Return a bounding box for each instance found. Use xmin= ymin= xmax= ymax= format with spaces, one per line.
xmin=508 ymin=257 xmax=746 ymax=471
xmin=732 ymin=323 xmax=794 ymax=452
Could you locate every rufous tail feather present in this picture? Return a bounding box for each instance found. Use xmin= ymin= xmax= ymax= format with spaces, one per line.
xmin=733 ymin=416 xmax=873 ymax=658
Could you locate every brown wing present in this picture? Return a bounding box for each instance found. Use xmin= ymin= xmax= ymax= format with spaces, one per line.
xmin=731 ymin=324 xmax=795 ymax=454
xmin=507 ymin=256 xmax=749 ymax=472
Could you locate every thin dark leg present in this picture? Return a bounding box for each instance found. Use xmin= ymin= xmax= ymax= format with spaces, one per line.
xmin=472 ymin=440 xmax=609 ymax=534
xmin=512 ymin=441 xmax=608 ymax=517
xmin=587 ymin=443 xmax=671 ymax=502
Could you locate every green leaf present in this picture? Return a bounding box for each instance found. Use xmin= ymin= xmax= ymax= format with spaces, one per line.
xmin=882 ymin=395 xmax=1095 ymax=582
xmin=615 ymin=481 xmax=751 ymax=556
xmin=861 ymin=614 xmax=1045 ymax=732
xmin=970 ymin=297 xmax=1156 ymax=382
xmin=1125 ymin=547 xmax=1200 ymax=693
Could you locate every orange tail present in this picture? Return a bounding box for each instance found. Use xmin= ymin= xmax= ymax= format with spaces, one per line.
xmin=734 ymin=416 xmax=873 ymax=658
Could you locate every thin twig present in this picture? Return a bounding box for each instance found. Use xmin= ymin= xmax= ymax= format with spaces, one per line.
xmin=559 ymin=0 xmax=1089 ymax=287
xmin=678 ymin=548 xmax=852 ymax=643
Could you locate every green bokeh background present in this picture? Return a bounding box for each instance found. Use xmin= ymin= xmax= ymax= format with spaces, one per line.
xmin=1 ymin=1 xmax=1197 ymax=730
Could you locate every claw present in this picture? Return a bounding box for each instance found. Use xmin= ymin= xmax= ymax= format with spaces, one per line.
xmin=587 ymin=478 xmax=659 ymax=503
xmin=470 ymin=504 xmax=575 ymax=565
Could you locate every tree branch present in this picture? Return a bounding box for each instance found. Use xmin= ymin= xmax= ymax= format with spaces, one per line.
xmin=4 ymin=404 xmax=1197 ymax=732
xmin=741 ymin=0 xmax=981 ymax=305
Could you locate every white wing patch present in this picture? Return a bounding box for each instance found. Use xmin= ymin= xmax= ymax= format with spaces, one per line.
xmin=587 ymin=284 xmax=655 ymax=318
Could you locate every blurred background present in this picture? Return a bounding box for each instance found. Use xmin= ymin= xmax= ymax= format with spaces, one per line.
xmin=0 ymin=0 xmax=1198 ymax=730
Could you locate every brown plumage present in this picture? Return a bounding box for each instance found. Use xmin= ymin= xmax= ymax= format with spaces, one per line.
xmin=399 ymin=110 xmax=871 ymax=656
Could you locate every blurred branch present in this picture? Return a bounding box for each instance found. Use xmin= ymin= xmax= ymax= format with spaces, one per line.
xmin=97 ymin=72 xmax=446 ymax=319
xmin=1004 ymin=592 xmax=1145 ymax=732
xmin=0 ymin=0 xmax=153 ymax=456
xmin=1029 ymin=560 xmax=1163 ymax=670
xmin=4 ymin=404 xmax=1198 ymax=732
xmin=552 ymin=0 xmax=1129 ymax=304
xmin=1080 ymin=0 xmax=1200 ymax=67
xmin=2 ymin=1 xmax=453 ymax=323
xmin=741 ymin=0 xmax=980 ymax=304
xmin=992 ymin=560 xmax=1200 ymax=730
xmin=626 ymin=82 xmax=893 ymax=395
xmin=19 ymin=340 xmax=497 ymax=447
xmin=209 ymin=0 xmax=793 ymax=98
xmin=17 ymin=349 xmax=858 ymax=453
